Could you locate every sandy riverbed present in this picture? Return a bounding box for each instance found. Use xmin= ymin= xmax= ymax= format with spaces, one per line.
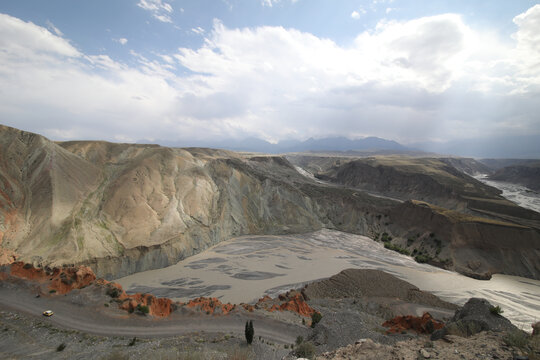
xmin=116 ymin=229 xmax=540 ymax=330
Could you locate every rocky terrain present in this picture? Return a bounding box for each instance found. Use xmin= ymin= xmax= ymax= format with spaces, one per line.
xmin=1 ymin=265 xmax=538 ymax=359
xmin=489 ymin=162 xmax=540 ymax=192
xmin=1 ymin=125 xmax=540 ymax=281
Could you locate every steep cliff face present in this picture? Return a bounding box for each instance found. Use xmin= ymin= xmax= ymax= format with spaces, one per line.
xmin=0 ymin=125 xmax=102 ymax=264
xmin=1 ymin=126 xmax=389 ymax=278
xmin=295 ymin=155 xmax=540 ymax=230
xmin=2 ymin=125 xmax=540 ymax=281
xmin=387 ymin=201 xmax=540 ymax=279
xmin=489 ymin=164 xmax=540 ymax=191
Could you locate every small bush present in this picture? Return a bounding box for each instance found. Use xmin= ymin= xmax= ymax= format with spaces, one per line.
xmin=503 ymin=329 xmax=529 ymax=349
xmin=384 ymin=242 xmax=411 ymax=256
xmin=295 ymin=341 xmax=316 ymax=359
xmin=49 ymin=289 xmax=57 ymax=293
xmin=490 ymin=305 xmax=504 ymax=315
xmin=106 ymin=287 xmax=121 ymax=298
xmin=311 ymin=312 xmax=322 ymax=328
xmin=57 ymin=343 xmax=66 ymax=351
xmin=136 ymin=304 xmax=149 ymax=314
xmin=415 ymin=255 xmax=432 ymax=263
xmin=128 ymin=337 xmax=137 ymax=346
xmin=296 ymin=335 xmax=304 ymax=345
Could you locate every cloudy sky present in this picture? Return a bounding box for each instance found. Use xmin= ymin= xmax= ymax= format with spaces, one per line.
xmin=1 ymin=0 xmax=539 ymax=148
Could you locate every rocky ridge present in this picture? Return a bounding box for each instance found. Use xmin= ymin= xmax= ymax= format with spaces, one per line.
xmin=0 ymin=261 xmax=318 ymax=319
xmin=1 ymin=125 xmax=540 ymax=281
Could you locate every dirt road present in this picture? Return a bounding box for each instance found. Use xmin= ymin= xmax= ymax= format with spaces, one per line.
xmin=0 ymin=282 xmax=307 ymax=344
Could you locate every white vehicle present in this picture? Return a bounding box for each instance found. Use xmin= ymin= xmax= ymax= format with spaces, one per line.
xmin=42 ymin=310 xmax=54 ymax=317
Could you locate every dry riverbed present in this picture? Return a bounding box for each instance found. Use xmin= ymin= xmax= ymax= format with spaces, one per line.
xmin=116 ymin=229 xmax=540 ymax=330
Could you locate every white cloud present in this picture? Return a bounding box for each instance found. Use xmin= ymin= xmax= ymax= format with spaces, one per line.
xmin=261 ymin=0 xmax=298 ymax=7
xmin=386 ymin=7 xmax=395 ymax=14
xmin=191 ymin=26 xmax=205 ymax=35
xmin=45 ymin=20 xmax=63 ymax=36
xmin=351 ymin=11 xmax=361 ymax=20
xmin=1 ymin=8 xmax=540 ymax=145
xmin=114 ymin=38 xmax=128 ymax=45
xmin=261 ymin=0 xmax=279 ymax=7
xmin=137 ymin=0 xmax=173 ymax=23
xmin=512 ymin=5 xmax=540 ymax=83
xmin=0 ymin=14 xmax=80 ymax=58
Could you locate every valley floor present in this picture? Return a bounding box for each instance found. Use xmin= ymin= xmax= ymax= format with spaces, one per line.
xmin=116 ymin=230 xmax=540 ymax=330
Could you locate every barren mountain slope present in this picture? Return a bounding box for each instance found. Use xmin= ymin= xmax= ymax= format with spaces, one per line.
xmin=489 ymin=162 xmax=540 ymax=191
xmin=1 ymin=125 xmax=540 ymax=280
xmin=1 ymin=127 xmax=394 ymax=278
xmin=289 ymin=155 xmax=540 ymax=229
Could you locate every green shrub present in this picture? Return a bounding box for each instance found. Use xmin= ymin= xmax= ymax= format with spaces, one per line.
xmin=490 ymin=305 xmax=504 ymax=315
xmin=311 ymin=312 xmax=322 ymax=328
xmin=296 ymin=335 xmax=304 ymax=345
xmin=128 ymin=337 xmax=137 ymax=346
xmin=136 ymin=304 xmax=149 ymax=314
xmin=57 ymin=343 xmax=66 ymax=352
xmin=384 ymin=242 xmax=411 ymax=256
xmin=503 ymin=329 xmax=529 ymax=349
xmin=295 ymin=342 xmax=316 ymax=359
xmin=414 ymin=255 xmax=432 ymax=263
xmin=106 ymin=287 xmax=121 ymax=298
xmin=49 ymin=289 xmax=57 ymax=293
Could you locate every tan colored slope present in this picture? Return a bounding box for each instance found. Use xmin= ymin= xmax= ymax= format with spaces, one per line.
xmin=0 ymin=125 xmax=102 ymax=263
xmin=1 ymin=127 xmax=336 ymax=277
xmin=2 ymin=125 xmax=540 ymax=281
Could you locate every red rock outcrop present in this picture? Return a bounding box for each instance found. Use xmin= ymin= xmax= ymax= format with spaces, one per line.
xmin=383 ymin=312 xmax=444 ymax=334
xmin=98 ymin=279 xmax=176 ymax=317
xmin=255 ymin=290 xmax=317 ymax=317
xmin=8 ymin=262 xmax=96 ymax=294
xmin=186 ymin=297 xmax=237 ymax=315
xmin=1 ymin=263 xmax=318 ymax=319
xmin=118 ymin=292 xmax=175 ymax=317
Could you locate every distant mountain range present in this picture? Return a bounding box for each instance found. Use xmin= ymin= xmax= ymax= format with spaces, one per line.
xmin=139 ymin=136 xmax=409 ymax=154
xmin=139 ymin=134 xmax=540 ymax=158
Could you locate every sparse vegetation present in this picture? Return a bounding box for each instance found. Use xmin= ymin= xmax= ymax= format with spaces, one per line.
xmin=381 ymin=232 xmax=392 ymax=242
xmin=106 ymin=287 xmax=121 ymax=298
xmin=384 ymin=242 xmax=411 ymax=256
xmin=503 ymin=329 xmax=529 ymax=349
xmin=311 ymin=312 xmax=322 ymax=328
xmin=490 ymin=305 xmax=504 ymax=316
xmin=136 ymin=304 xmax=149 ymax=314
xmin=414 ymin=254 xmax=432 ymax=263
xmin=296 ymin=335 xmax=304 ymax=345
xmin=56 ymin=343 xmax=66 ymax=351
xmin=128 ymin=337 xmax=137 ymax=346
xmin=295 ymin=341 xmax=316 ymax=359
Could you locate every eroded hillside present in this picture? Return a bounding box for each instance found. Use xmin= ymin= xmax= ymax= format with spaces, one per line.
xmin=1 ymin=125 xmax=540 ymax=280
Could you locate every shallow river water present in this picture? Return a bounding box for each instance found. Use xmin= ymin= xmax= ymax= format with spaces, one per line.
xmin=116 ymin=229 xmax=540 ymax=331
xmin=475 ymin=174 xmax=540 ymax=213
